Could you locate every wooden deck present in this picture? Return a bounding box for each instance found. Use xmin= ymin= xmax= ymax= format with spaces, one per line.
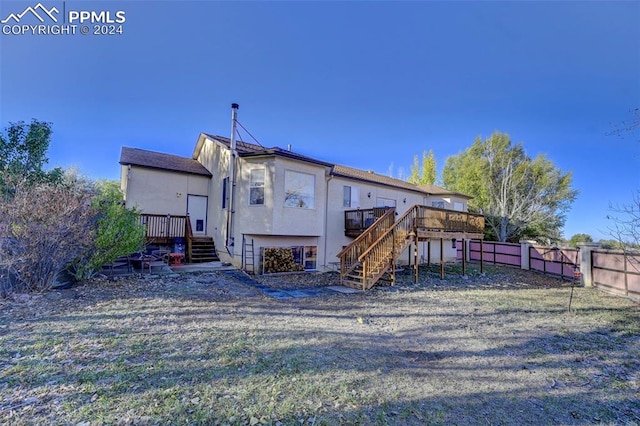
xmin=339 ymin=205 xmax=485 ymax=290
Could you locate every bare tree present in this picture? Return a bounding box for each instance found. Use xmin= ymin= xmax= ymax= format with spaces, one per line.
xmin=0 ymin=177 xmax=95 ymax=296
xmin=607 ymin=108 xmax=640 ymax=250
xmin=607 ymin=192 xmax=640 ymax=250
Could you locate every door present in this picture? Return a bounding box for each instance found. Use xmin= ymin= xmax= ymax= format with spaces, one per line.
xmin=187 ymin=195 xmax=208 ymax=235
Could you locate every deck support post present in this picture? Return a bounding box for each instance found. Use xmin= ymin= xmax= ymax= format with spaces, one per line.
xmin=427 ymin=241 xmax=431 ymax=266
xmin=362 ymin=260 xmax=367 ymax=291
xmin=480 ymin=239 xmax=484 ymax=274
xmin=391 ymin=260 xmax=396 ymax=286
xmin=440 ymin=238 xmax=445 ymax=280
xmin=461 ymin=238 xmax=466 ymax=276
xmin=413 ymin=235 xmax=419 ymax=283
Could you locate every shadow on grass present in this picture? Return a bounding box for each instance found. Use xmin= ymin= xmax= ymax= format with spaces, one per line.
xmin=2 ymin=288 xmax=639 ymax=424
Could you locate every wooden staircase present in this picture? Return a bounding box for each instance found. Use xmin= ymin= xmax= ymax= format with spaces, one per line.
xmin=339 ymin=206 xmax=416 ymax=290
xmin=338 ymin=205 xmax=485 ymax=290
xmin=189 ymin=237 xmax=219 ymax=263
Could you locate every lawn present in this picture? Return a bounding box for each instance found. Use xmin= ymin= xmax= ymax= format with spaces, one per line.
xmin=1 ymin=266 xmax=639 ymax=425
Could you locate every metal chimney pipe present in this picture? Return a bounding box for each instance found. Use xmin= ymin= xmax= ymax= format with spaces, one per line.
xmin=226 ymin=103 xmax=239 ymax=254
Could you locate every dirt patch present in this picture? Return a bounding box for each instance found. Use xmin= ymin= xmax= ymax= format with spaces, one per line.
xmin=1 ymin=266 xmax=638 ymax=425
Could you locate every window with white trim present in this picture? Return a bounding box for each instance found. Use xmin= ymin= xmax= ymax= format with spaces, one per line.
xmin=284 ymin=170 xmax=315 ymax=209
xmin=343 ymin=185 xmax=360 ymax=208
xmin=249 ymin=169 xmax=265 ymax=205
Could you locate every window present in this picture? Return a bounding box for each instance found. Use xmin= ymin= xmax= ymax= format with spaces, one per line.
xmin=222 ymin=177 xmax=229 ymax=209
xmin=376 ymin=198 xmax=396 ymax=207
xmin=432 ymin=201 xmax=445 ymax=209
xmin=343 ymin=186 xmax=360 ymax=208
xmin=284 ymin=170 xmax=315 ymax=208
xmin=453 ymin=202 xmax=464 ymax=211
xmin=249 ymin=169 xmax=265 ymax=205
xmin=304 ymin=246 xmax=317 ymax=270
xmin=290 ymin=246 xmax=317 ymax=270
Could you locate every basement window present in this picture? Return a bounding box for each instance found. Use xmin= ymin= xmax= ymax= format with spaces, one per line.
xmin=291 ymin=246 xmax=318 ymax=270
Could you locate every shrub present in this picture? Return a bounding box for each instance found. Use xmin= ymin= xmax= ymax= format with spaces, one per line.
xmin=0 ymin=178 xmax=95 ymax=294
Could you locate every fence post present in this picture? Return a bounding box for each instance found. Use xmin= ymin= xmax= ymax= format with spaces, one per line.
xmin=577 ymin=242 xmax=600 ymax=287
xmin=520 ymin=240 xmax=531 ymax=271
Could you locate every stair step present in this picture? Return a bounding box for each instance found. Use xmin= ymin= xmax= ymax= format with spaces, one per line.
xmin=187 ymin=236 xmax=218 ymax=263
xmin=341 ymin=279 xmax=364 ymax=289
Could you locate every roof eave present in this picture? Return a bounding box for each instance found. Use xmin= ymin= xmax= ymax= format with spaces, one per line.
xmin=330 ymin=171 xmax=429 ymax=195
xmin=119 ymin=161 xmax=212 ymax=177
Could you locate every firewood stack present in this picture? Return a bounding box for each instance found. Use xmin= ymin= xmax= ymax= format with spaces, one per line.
xmin=263 ymin=248 xmax=304 ymax=274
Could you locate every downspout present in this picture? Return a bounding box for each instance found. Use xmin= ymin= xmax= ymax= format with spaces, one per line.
xmin=322 ymin=170 xmax=333 ymax=270
xmin=225 ymin=103 xmax=239 ymax=255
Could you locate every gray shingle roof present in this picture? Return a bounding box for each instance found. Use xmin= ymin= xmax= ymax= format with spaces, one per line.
xmin=417 ymin=184 xmax=473 ymax=199
xmin=120 ymin=147 xmax=212 ymax=176
xmin=205 ymin=134 xmax=334 ymax=167
xmin=331 ymin=165 xmax=426 ymax=193
xmin=203 ymin=134 xmax=465 ymax=197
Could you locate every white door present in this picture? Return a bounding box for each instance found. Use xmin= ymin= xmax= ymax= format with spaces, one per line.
xmin=187 ymin=195 xmax=207 ymax=235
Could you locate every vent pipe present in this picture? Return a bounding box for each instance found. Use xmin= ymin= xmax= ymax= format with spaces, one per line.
xmin=225 ymin=103 xmax=239 ymax=254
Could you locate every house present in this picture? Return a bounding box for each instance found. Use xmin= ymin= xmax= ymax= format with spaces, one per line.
xmin=120 ymin=112 xmax=484 ymax=289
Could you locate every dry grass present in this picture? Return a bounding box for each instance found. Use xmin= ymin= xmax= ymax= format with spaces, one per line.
xmin=0 ymin=267 xmax=639 ymax=425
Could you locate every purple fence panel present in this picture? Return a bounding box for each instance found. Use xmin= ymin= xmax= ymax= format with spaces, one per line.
xmin=529 ymin=246 xmax=579 ymax=280
xmin=592 ymin=250 xmax=640 ymax=300
xmin=456 ymin=240 xmax=463 ymax=260
xmin=468 ymin=241 xmax=521 ymax=267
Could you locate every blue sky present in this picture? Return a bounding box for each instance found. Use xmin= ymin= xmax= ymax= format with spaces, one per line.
xmin=1 ymin=0 xmax=639 ymax=241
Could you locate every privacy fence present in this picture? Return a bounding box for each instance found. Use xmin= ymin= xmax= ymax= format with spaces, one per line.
xmin=456 ymin=241 xmax=639 ymax=302
xmin=590 ymin=249 xmax=640 ymax=301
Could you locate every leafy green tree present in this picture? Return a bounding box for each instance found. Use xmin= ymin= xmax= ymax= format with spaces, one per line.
xmin=0 ymin=120 xmax=63 ymax=195
xmin=408 ymin=150 xmax=437 ymax=185
xmin=568 ymin=233 xmax=593 ymax=247
xmin=71 ymin=180 xmax=145 ymax=279
xmin=443 ymin=131 xmax=577 ymax=243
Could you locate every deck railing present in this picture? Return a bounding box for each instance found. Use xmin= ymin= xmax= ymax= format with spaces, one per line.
xmin=140 ymin=214 xmax=188 ymax=242
xmin=344 ymin=207 xmax=391 ymax=236
xmin=340 ymin=205 xmax=486 ymax=290
xmin=414 ymin=206 xmax=485 ymax=234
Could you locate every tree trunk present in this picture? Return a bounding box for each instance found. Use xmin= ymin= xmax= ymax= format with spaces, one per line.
xmin=499 ymin=217 xmax=509 ymax=242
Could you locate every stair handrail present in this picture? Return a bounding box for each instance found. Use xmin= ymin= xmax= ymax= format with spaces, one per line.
xmin=358 ymin=205 xmax=419 ymax=262
xmin=185 ymin=213 xmax=193 ymax=263
xmin=338 ymin=207 xmax=396 ymax=278
xmin=337 ymin=207 xmax=395 ymax=258
xmin=356 ymin=205 xmax=424 ymax=289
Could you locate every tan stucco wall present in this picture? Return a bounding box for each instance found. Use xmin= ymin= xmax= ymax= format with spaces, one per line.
xmin=425 ymin=195 xmax=468 ymax=211
xmin=324 ymin=177 xmax=428 ymax=266
xmin=242 ymin=235 xmax=322 ymax=274
xmin=122 ymin=166 xmax=209 ymax=216
xmin=195 ymin=137 xmax=229 ymax=260
xmin=234 ymin=157 xmax=276 ymax=235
